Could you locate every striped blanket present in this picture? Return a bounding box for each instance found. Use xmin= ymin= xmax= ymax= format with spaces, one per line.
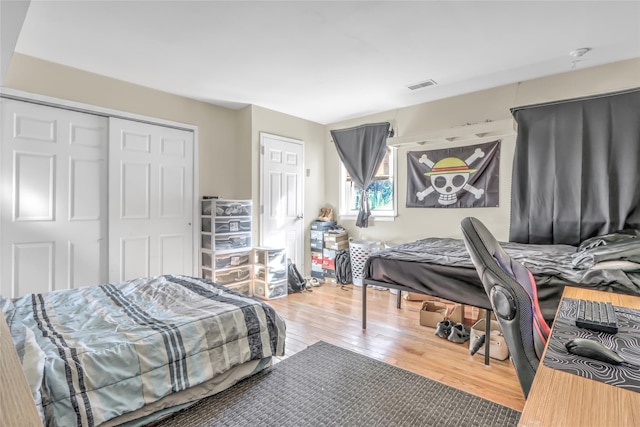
xmin=1 ymin=275 xmax=286 ymax=427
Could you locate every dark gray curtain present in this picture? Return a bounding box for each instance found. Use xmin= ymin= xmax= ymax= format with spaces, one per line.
xmin=331 ymin=122 xmax=390 ymax=228
xmin=510 ymin=88 xmax=640 ymax=245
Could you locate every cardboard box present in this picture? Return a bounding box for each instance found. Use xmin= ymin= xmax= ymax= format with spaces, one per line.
xmin=311 ymin=270 xmax=323 ymax=279
xmin=448 ymin=303 xmax=464 ymax=324
xmin=324 ymin=240 xmax=349 ymax=251
xmin=403 ymin=291 xmax=428 ymax=301
xmin=311 ymin=220 xmax=336 ymax=230
xmin=322 ymin=248 xmax=336 ymax=259
xmin=322 ymin=258 xmax=335 ymax=270
xmin=324 ymin=231 xmax=348 ymax=243
xmin=419 ymin=301 xmax=448 ymax=328
xmin=310 ymin=230 xmax=324 ymax=241
xmin=470 ymin=318 xmax=509 ymax=361
xmin=322 ymin=268 xmax=336 ymax=278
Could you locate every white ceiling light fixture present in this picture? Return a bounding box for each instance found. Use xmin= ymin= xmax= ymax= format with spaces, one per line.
xmin=570 ymin=47 xmax=591 ymax=69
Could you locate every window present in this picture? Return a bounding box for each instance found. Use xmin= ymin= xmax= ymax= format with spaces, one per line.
xmin=340 ymin=147 xmax=397 ymax=220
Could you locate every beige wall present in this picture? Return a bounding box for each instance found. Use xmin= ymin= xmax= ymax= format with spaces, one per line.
xmin=326 ymin=58 xmax=640 ymax=244
xmin=4 ymin=53 xmax=241 ymax=199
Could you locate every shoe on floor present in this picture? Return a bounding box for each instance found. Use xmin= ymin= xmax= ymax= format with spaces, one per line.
xmin=448 ymin=323 xmax=471 ymax=344
xmin=435 ymin=320 xmax=454 ymax=339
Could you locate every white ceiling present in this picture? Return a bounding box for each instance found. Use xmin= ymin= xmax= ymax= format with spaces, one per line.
xmin=14 ymin=1 xmax=640 ymax=124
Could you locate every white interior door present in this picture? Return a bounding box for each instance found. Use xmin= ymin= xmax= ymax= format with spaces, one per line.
xmin=260 ymin=133 xmax=304 ymax=271
xmin=0 ymin=99 xmax=108 ymax=297
xmin=109 ymin=118 xmax=194 ymax=282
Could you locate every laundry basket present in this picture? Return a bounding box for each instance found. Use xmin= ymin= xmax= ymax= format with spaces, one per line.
xmin=349 ymin=238 xmax=384 ymax=286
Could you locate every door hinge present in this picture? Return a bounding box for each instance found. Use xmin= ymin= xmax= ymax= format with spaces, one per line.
xmin=261 ymin=145 xmax=264 ymax=155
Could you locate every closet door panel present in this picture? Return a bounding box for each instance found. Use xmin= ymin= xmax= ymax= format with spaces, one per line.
xmin=12 ymin=242 xmax=54 ymax=295
xmin=121 ymin=161 xmax=150 ymax=219
xmin=14 ymin=152 xmax=55 ymax=221
xmin=109 ymin=118 xmax=193 ymax=282
xmin=1 ymin=99 xmax=108 ymax=297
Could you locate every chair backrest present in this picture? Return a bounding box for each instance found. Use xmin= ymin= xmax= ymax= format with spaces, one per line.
xmin=460 ymin=217 xmax=550 ymax=398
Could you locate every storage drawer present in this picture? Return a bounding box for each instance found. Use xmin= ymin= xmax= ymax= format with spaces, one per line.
xmin=201 ymin=268 xmax=213 ymax=281
xmin=214 ymin=251 xmax=251 ymax=270
xmin=253 ymin=280 xmax=287 ymax=300
xmin=214 ymin=266 xmax=251 ymax=285
xmin=201 ymin=251 xmax=213 ymax=269
xmin=224 ymin=281 xmax=252 ymax=297
xmin=214 ymin=200 xmax=252 ymax=217
xmin=215 ymin=218 xmax=251 ymax=233
xmin=214 ymin=234 xmax=251 ymax=251
xmin=202 ymin=217 xmax=212 ymax=233
xmin=255 ymin=265 xmax=287 ymax=282
xmin=255 ymin=248 xmax=286 ymax=267
xmin=201 ymin=199 xmax=215 ymax=216
xmin=201 ymin=234 xmax=212 ymax=250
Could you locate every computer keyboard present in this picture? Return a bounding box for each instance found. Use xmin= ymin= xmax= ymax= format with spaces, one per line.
xmin=575 ymin=299 xmax=619 ymax=334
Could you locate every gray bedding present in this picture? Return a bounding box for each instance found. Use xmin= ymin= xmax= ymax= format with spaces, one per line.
xmin=364 ymin=235 xmax=640 ymax=322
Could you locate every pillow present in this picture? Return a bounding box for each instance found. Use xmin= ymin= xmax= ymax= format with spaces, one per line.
xmin=590 ymin=260 xmax=640 ymax=271
xmin=578 ymin=229 xmax=640 ymax=252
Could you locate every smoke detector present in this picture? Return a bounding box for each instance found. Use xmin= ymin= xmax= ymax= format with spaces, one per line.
xmin=570 ymin=47 xmax=591 ymax=58
xmin=569 ymin=47 xmax=591 ymax=69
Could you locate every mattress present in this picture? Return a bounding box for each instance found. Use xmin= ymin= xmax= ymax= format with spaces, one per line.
xmin=364 ymin=237 xmax=640 ymax=323
xmin=1 ymin=275 xmax=286 ymax=427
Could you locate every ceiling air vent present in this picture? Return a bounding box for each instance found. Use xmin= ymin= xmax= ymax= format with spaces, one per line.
xmin=407 ymin=79 xmax=437 ymax=91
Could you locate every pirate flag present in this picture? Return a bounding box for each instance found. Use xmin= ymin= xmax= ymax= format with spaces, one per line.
xmin=406 ymin=140 xmax=500 ymax=208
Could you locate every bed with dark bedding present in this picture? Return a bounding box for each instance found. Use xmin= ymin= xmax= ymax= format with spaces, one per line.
xmin=0 ymin=274 xmax=286 ymax=427
xmin=363 ymin=231 xmax=640 ymax=325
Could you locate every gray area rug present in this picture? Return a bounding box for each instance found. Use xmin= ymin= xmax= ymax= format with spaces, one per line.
xmin=154 ymin=341 xmax=520 ymax=426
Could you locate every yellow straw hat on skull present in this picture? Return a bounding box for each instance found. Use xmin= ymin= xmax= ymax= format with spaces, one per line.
xmin=425 ymin=157 xmax=476 ymax=176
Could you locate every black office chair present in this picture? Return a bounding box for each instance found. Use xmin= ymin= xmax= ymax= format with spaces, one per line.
xmin=460 ymin=217 xmax=550 ymax=398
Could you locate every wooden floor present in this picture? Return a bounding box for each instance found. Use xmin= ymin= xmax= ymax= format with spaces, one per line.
xmin=266 ymin=283 xmax=526 ymax=412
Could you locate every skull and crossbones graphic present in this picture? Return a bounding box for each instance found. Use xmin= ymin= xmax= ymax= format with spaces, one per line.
xmin=416 ymin=148 xmax=486 ymax=205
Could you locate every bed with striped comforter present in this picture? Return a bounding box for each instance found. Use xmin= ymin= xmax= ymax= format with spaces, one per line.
xmin=1 ymin=275 xmax=286 ymax=427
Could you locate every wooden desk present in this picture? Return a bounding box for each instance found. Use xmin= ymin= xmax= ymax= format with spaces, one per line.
xmin=0 ymin=312 xmax=43 ymax=426
xmin=519 ymin=287 xmax=640 ymax=427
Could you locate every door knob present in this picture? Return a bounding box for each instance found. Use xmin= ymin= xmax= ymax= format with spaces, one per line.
xmin=295 ymin=215 xmax=303 ymax=220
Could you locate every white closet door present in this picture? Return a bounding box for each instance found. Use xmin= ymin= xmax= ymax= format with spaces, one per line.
xmin=108 ymin=118 xmax=194 ymax=282
xmin=0 ymin=99 xmax=108 ymax=297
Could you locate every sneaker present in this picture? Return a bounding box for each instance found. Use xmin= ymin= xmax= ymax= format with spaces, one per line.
xmin=435 ymin=320 xmax=454 ymax=339
xmin=448 ymin=323 xmax=471 ymax=344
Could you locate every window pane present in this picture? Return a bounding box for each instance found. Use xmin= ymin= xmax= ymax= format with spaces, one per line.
xmin=353 ymin=180 xmax=394 ymax=211
xmin=342 ymin=147 xmax=395 ymax=216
